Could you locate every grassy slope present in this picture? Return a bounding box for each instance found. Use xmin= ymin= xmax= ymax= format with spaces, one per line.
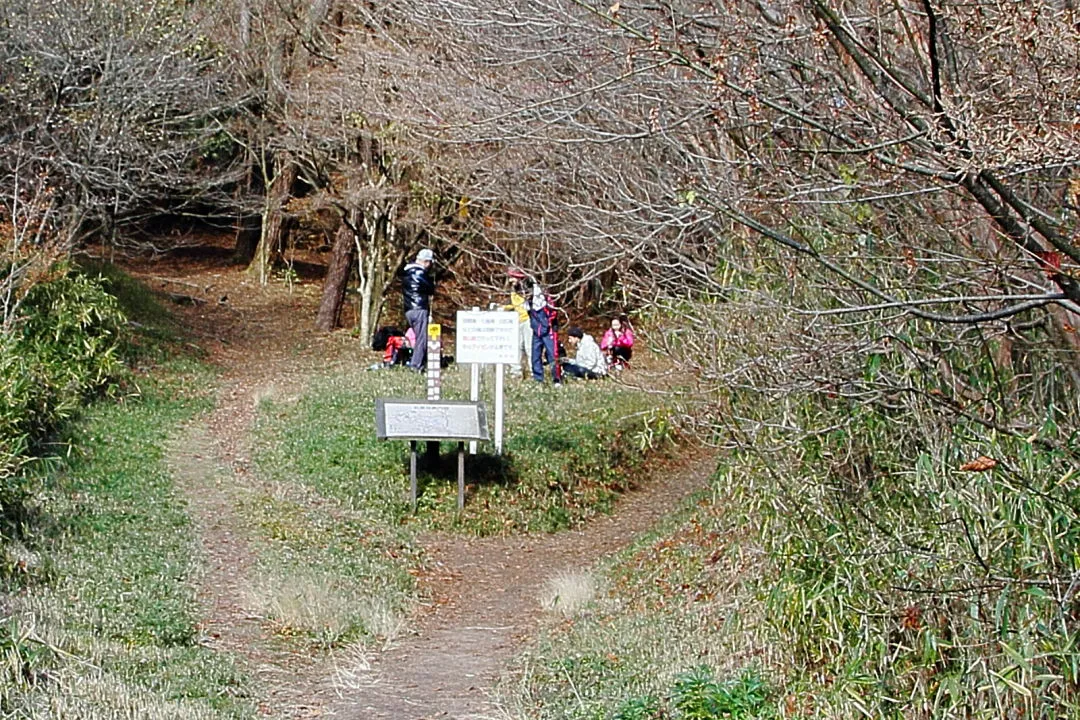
xmin=498 ymin=403 xmax=1080 ymax=720
xmin=1 ymin=263 xmax=253 ymax=719
xmin=498 ymin=469 xmax=777 ymax=720
xmin=254 ymin=367 xmax=673 ymax=534
xmin=2 ymin=365 xmax=254 ymax=719
xmin=2 ymin=264 xmax=682 ymax=715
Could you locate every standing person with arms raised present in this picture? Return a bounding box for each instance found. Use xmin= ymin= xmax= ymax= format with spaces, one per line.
xmin=528 ymin=283 xmax=562 ymax=385
xmin=401 ymin=248 xmax=435 ymax=373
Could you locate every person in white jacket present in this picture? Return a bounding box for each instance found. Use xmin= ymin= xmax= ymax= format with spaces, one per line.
xmin=561 ymin=326 xmax=607 ymax=380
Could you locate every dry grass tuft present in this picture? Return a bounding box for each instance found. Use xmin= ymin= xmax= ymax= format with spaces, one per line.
xmin=356 ymin=595 xmax=406 ymax=646
xmin=246 ymin=567 xmax=406 ymax=647
xmin=539 ymin=569 xmax=597 ymax=616
xmin=246 ymin=568 xmax=354 ymax=644
xmin=329 ymin=641 xmax=375 ymax=694
xmin=20 ymin=674 xmax=223 ymax=720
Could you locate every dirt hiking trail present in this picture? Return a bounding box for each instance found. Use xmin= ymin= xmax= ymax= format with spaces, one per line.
xmin=128 ymin=245 xmax=716 ymax=719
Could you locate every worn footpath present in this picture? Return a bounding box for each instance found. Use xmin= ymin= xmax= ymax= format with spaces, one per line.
xmin=133 ymin=246 xmax=714 ymax=719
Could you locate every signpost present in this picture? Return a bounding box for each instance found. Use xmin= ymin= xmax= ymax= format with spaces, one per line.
xmin=426 ymin=323 xmax=442 ymax=401
xmin=375 ymin=399 xmax=489 ymax=511
xmin=455 ymin=310 xmax=519 ymax=365
xmin=376 ymin=399 xmax=486 ymax=440
xmin=424 ymin=322 xmax=442 ymax=464
xmin=373 ymin=310 xmax=515 ymax=514
xmin=456 ymin=309 xmax=517 ymax=454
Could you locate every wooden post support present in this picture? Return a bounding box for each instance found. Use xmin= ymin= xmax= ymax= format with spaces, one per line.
xmin=426 ymin=323 xmax=442 ymax=464
xmin=410 ymin=440 xmax=418 ymax=510
xmin=469 ymin=367 xmax=480 ymax=454
xmin=457 ymin=441 xmax=465 ymax=512
xmin=495 ymin=363 xmax=505 ymax=454
xmin=469 ymin=306 xmax=480 ymax=455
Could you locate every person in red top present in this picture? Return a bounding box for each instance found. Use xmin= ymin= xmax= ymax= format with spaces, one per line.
xmin=379 ymin=327 xmax=414 ymax=366
xmin=383 ymin=334 xmax=406 ymax=365
xmin=600 ymin=314 xmax=634 ymax=369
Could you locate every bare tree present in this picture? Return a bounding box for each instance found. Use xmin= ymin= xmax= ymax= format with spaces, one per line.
xmin=0 ymin=0 xmax=246 ymax=317
xmin=0 ymin=0 xmax=246 ymax=237
xmin=257 ymin=6 xmax=505 ymax=334
xmin=390 ymin=0 xmax=1079 ymax=369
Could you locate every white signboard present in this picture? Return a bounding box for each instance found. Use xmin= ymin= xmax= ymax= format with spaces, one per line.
xmin=456 ymin=310 xmax=519 ymax=365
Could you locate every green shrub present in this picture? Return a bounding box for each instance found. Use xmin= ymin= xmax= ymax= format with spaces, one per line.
xmin=1 ymin=267 xmax=130 ymax=535
xmin=671 ymin=666 xmax=771 ymax=720
xmin=729 ymin=393 xmax=1080 ymax=718
xmin=15 ymin=269 xmax=128 ymax=403
xmin=76 ymin=258 xmax=179 ymax=359
xmin=614 ymin=695 xmax=663 ymax=720
xmin=680 ymin=267 xmax=1080 ymax=718
xmin=1 ymin=269 xmax=126 ymax=448
xmin=0 ymin=341 xmax=34 ymax=482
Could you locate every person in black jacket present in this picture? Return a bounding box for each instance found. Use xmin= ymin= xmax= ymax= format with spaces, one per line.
xmin=401 ymin=248 xmax=435 ymax=371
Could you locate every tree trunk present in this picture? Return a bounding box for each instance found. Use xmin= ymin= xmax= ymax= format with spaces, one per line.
xmin=232 ymin=214 xmax=261 ymax=264
xmin=369 ymin=262 xmax=389 ymax=334
xmin=248 ymin=161 xmax=296 ymax=285
xmin=357 ymin=243 xmax=377 ymax=344
xmin=316 ymin=213 xmax=358 ymax=331
xmin=356 ymin=207 xmax=394 ymax=344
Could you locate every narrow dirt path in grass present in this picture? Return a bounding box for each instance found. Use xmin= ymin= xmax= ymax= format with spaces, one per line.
xmin=128 ymin=243 xmax=356 ymax=716
xmin=128 ymin=241 xmax=715 ymax=719
xmin=333 ymin=449 xmax=716 ymax=720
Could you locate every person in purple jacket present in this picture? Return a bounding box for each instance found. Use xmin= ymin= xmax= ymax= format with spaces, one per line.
xmin=528 ymin=284 xmax=562 ymax=385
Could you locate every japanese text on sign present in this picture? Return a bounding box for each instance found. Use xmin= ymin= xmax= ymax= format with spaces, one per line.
xmin=456 ymin=310 xmax=519 ymax=364
xmin=375 ymin=399 xmax=489 ymax=441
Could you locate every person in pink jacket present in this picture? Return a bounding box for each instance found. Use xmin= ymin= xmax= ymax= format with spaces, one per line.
xmin=600 ymin=314 xmax=634 ymax=368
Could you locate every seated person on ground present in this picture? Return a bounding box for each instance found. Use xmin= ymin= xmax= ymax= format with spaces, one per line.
xmin=600 ymin=314 xmax=634 ymax=368
xmin=383 ymin=334 xmax=411 ymax=367
xmin=561 ymin=326 xmax=607 ymax=380
xmin=372 ymin=326 xmax=414 ymax=367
